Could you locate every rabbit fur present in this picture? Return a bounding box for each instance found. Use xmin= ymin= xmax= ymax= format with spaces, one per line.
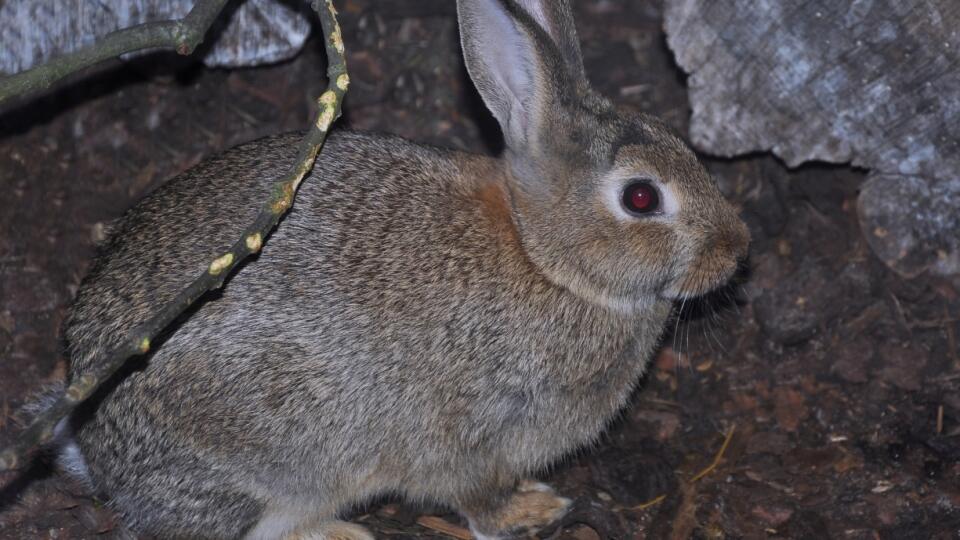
xmin=59 ymin=0 xmax=749 ymax=538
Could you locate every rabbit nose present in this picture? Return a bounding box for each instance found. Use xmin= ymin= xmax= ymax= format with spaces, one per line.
xmin=708 ymin=218 xmax=750 ymax=262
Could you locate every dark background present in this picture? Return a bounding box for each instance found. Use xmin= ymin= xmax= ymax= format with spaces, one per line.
xmin=1 ymin=0 xmax=958 ymax=538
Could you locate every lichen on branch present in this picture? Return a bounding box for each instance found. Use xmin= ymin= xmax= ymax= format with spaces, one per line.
xmin=0 ymin=0 xmax=349 ymax=472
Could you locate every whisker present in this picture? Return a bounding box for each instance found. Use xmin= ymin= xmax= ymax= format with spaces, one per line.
xmin=700 ymin=313 xmax=715 ymax=354
xmin=673 ymin=297 xmax=687 ymax=380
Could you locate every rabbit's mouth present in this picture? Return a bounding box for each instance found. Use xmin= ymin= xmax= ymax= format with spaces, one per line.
xmin=665 ymin=215 xmax=751 ymax=300
xmin=663 ymin=255 xmax=746 ymax=300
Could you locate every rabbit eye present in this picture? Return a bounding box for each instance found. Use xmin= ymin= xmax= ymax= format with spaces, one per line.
xmin=622 ymin=181 xmax=660 ymax=215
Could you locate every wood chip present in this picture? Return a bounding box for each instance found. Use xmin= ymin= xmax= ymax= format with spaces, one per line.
xmin=416 ymin=515 xmax=473 ymax=540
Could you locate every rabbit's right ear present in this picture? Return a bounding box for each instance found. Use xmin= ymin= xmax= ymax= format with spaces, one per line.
xmin=456 ymin=0 xmax=588 ymax=155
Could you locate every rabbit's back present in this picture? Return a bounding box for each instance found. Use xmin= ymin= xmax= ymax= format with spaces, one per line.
xmin=69 ymin=130 xmax=506 ymax=375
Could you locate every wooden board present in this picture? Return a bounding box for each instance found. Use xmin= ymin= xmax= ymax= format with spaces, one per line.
xmin=0 ymin=0 xmax=312 ymax=71
xmin=664 ymin=0 xmax=960 ymax=277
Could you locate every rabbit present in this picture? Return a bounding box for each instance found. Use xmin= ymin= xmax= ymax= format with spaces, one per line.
xmin=56 ymin=0 xmax=750 ymax=538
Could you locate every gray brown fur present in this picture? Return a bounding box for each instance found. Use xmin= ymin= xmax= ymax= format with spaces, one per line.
xmin=62 ymin=1 xmax=748 ymax=538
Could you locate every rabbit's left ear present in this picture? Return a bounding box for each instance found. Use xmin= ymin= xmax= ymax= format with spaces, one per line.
xmin=456 ymin=0 xmax=588 ymax=153
xmin=512 ymin=0 xmax=587 ymax=85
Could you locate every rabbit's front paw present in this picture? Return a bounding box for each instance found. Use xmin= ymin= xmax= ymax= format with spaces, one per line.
xmin=285 ymin=521 xmax=374 ymax=540
xmin=466 ymin=481 xmax=572 ymax=539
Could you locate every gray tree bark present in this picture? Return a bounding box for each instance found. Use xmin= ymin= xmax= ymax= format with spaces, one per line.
xmin=0 ymin=0 xmax=312 ymax=72
xmin=664 ymin=0 xmax=960 ymax=277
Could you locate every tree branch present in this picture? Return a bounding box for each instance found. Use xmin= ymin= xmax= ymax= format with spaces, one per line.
xmin=0 ymin=0 xmax=349 ymax=471
xmin=0 ymin=0 xmax=230 ymax=106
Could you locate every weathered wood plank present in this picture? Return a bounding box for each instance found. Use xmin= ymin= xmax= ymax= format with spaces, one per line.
xmin=0 ymin=0 xmax=312 ymax=71
xmin=665 ymin=0 xmax=960 ymax=277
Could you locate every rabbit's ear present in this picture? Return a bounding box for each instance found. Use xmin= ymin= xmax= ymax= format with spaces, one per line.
xmin=512 ymin=0 xmax=586 ymax=83
xmin=456 ymin=0 xmax=587 ymax=152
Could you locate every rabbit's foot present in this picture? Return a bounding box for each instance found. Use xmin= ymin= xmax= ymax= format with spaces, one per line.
xmin=285 ymin=520 xmax=374 ymax=540
xmin=465 ymin=480 xmax=572 ymax=539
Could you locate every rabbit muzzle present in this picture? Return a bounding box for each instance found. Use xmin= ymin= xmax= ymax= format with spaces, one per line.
xmin=667 ymin=216 xmax=750 ymax=299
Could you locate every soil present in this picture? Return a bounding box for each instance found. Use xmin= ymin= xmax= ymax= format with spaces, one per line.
xmin=1 ymin=1 xmax=958 ymax=538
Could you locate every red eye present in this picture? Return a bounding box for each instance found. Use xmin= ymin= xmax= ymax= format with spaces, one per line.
xmin=622 ymin=181 xmax=660 ymax=215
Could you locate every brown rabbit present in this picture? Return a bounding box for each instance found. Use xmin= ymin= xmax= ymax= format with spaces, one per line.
xmin=56 ymin=0 xmax=749 ymax=538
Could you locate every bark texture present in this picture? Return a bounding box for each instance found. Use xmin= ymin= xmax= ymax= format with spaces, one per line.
xmin=664 ymin=0 xmax=960 ymax=277
xmin=0 ymin=0 xmax=312 ymax=71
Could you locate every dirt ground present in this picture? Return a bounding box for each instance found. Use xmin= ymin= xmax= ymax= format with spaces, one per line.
xmin=1 ymin=0 xmax=958 ymax=538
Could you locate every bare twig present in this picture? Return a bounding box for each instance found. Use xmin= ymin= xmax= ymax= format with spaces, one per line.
xmin=669 ymin=484 xmax=698 ymax=540
xmin=0 ymin=0 xmax=230 ymax=106
xmin=632 ymin=494 xmax=666 ymax=510
xmin=627 ymin=425 xmax=737 ymax=515
xmin=689 ymin=424 xmax=736 ymax=483
xmin=0 ymin=0 xmax=349 ymax=471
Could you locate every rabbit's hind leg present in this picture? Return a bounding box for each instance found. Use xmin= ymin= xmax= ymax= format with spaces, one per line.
xmin=105 ymin=479 xmax=263 ymax=539
xmin=461 ymin=480 xmax=572 ymax=540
